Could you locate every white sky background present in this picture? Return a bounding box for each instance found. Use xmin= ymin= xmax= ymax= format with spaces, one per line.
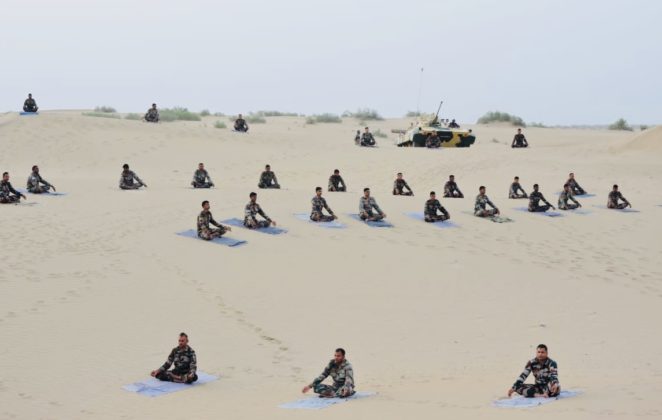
xmin=1 ymin=0 xmax=660 ymax=125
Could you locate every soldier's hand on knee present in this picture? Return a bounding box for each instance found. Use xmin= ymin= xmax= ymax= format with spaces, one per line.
xmin=150 ymin=370 xmax=158 ymax=377
xmin=507 ymin=388 xmax=514 ymax=397
xmin=302 ymin=385 xmax=311 ymax=393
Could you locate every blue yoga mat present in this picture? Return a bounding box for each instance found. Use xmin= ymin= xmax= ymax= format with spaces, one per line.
xmin=348 ymin=214 xmax=393 ymax=227
xmin=123 ymin=371 xmax=218 ymax=397
xmin=19 ymin=112 xmax=38 ymax=116
xmin=514 ymin=207 xmax=563 ymax=217
xmin=294 ymin=213 xmax=346 ymax=228
xmin=404 ymin=212 xmax=459 ymax=228
xmin=493 ymin=390 xmax=581 ymax=408
xmin=221 ymin=218 xmax=288 ymax=235
xmin=17 ymin=188 xmax=66 ymax=196
xmin=279 ymin=391 xmax=376 ymax=410
xmin=176 ymin=230 xmax=246 ymax=247
xmin=591 ymin=205 xmax=640 ymax=213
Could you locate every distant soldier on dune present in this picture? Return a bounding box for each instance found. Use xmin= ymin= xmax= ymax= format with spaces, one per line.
xmin=119 ymin=164 xmax=147 ymax=190
xmin=511 ymin=128 xmax=528 ymax=148
xmin=144 ymin=103 xmax=159 ymax=123
xmin=23 ymin=93 xmax=38 ymax=113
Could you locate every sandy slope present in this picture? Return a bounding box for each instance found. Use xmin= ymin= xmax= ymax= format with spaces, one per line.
xmin=1 ymin=112 xmax=661 ymax=419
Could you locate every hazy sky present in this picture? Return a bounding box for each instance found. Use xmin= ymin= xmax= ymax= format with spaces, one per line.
xmin=2 ymin=0 xmax=660 ymax=124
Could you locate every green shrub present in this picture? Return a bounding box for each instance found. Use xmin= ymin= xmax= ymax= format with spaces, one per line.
xmin=255 ymin=110 xmax=298 ymax=117
xmin=529 ymin=122 xmax=547 ymax=128
xmin=200 ymin=109 xmax=211 ymax=117
xmin=307 ymin=113 xmax=342 ymax=123
xmin=214 ymin=120 xmax=227 ymax=129
xmin=640 ymin=125 xmax=649 ymax=131
xmin=213 ymin=112 xmax=226 ymax=117
xmin=82 ymin=112 xmax=120 ymax=119
xmin=160 ymin=107 xmax=201 ymax=122
xmin=373 ymin=129 xmax=388 ymax=138
xmin=245 ymin=114 xmax=266 ymax=124
xmin=124 ymin=113 xmax=142 ymax=120
xmin=305 ymin=116 xmax=316 ymax=125
xmin=477 ymin=111 xmax=526 ymax=127
xmin=343 ymin=108 xmax=383 ymax=121
xmin=608 ymin=118 xmax=633 ymax=131
xmin=94 ymin=106 xmax=117 ymax=113
xmin=406 ymin=111 xmax=422 ymax=117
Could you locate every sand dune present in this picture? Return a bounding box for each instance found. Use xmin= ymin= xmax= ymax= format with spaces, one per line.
xmin=1 ymin=112 xmax=661 ymax=419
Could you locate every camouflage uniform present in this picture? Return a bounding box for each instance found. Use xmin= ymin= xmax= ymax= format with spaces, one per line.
xmin=474 ymin=194 xmax=498 ymax=217
xmin=512 ymin=133 xmax=528 ymax=148
xmin=0 ymin=180 xmax=21 ymax=203
xmin=23 ymin=98 xmax=38 ymax=112
xmin=528 ymin=191 xmax=552 ymax=212
xmin=608 ymin=191 xmax=630 ymax=209
xmin=311 ymin=196 xmax=335 ymax=222
xmin=155 ymin=345 xmax=198 ymax=384
xmin=567 ymin=178 xmax=586 ymax=195
xmin=328 ymin=174 xmax=346 ymax=192
xmin=512 ymin=358 xmax=560 ymax=398
xmin=119 ymin=170 xmax=145 ymax=189
xmin=192 ymin=169 xmax=214 ymax=188
xmin=234 ymin=118 xmax=248 ymax=132
xmin=26 ymin=171 xmax=53 ymax=193
xmin=424 ymin=198 xmax=449 ymax=222
xmin=244 ymin=201 xmax=272 ymax=228
xmin=144 ymin=108 xmax=159 ymax=122
xmin=359 ymin=196 xmax=385 ymax=221
xmin=310 ymin=359 xmax=355 ymax=398
xmin=558 ymin=190 xmax=580 ymax=210
xmin=197 ymin=210 xmax=227 ymax=240
xmin=443 ymin=181 xmax=463 ymax=198
xmin=393 ymin=179 xmax=413 ymax=196
xmin=509 ymin=182 xmax=527 ymax=199
xmin=360 ymin=132 xmax=376 ymax=147
xmin=258 ymin=171 xmax=280 ymax=189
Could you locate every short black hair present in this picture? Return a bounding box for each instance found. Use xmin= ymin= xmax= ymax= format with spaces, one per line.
xmin=2 ymin=172 xmax=7 ymax=176
xmin=265 ymin=164 xmax=271 ymax=168
xmin=250 ymin=192 xmax=257 ymax=197
xmin=397 ymin=172 xmax=402 ymax=176
xmin=180 ymin=332 xmax=188 ymax=338
xmin=430 ymin=191 xmax=436 ymax=195
xmin=32 ymin=165 xmax=38 ymax=171
xmin=514 ymin=176 xmax=519 ymax=180
xmin=334 ymin=169 xmax=339 ymax=173
xmin=199 ymin=162 xmax=204 ymax=165
xmin=201 ymin=200 xmax=209 ymax=207
xmin=335 ymin=348 xmax=345 ymax=356
xmin=315 ymin=187 xmax=322 ymax=192
xmin=613 ymin=184 xmax=618 ymax=189
xmin=537 ymin=344 xmax=548 ymax=351
xmin=533 ymin=183 xmax=539 ymax=188
xmin=479 ymin=185 xmax=485 ymax=190
xmin=363 ymin=188 xmax=370 ymax=192
xmin=123 ymin=164 xmax=129 ymax=169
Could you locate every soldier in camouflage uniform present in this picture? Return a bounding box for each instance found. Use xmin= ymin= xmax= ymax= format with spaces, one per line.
xmin=509 ymin=176 xmax=527 ymax=199
xmin=359 ymin=188 xmax=387 ymax=221
xmin=360 ymin=127 xmax=376 ymax=147
xmin=474 ymin=186 xmax=500 ymax=217
xmin=392 ymin=172 xmax=414 ymax=196
xmin=234 ymin=114 xmax=249 ymax=132
xmin=151 ymin=332 xmax=198 ymax=384
xmin=424 ymin=191 xmax=450 ymax=222
xmin=328 ymin=169 xmax=347 ymax=192
xmin=607 ymin=184 xmax=631 ymax=209
xmin=23 ymin=93 xmax=38 ymax=113
xmin=443 ymin=175 xmax=464 ymax=198
xmin=144 ymin=103 xmax=159 ymax=123
xmin=244 ymin=192 xmax=277 ymax=228
xmin=566 ymin=173 xmax=586 ymax=196
xmin=528 ymin=184 xmax=555 ymax=212
xmin=0 ymin=172 xmax=27 ymax=204
xmin=258 ymin=164 xmax=280 ymax=189
xmin=511 ymin=128 xmax=528 ymax=148
xmin=119 ymin=164 xmax=147 ymax=189
xmin=197 ymin=200 xmax=231 ymax=240
xmin=507 ymin=344 xmax=560 ymax=398
xmin=558 ymin=183 xmax=581 ymax=210
xmin=311 ymin=187 xmax=337 ymax=222
xmin=191 ymin=163 xmax=214 ymax=188
xmin=302 ymin=348 xmax=355 ymax=398
xmin=426 ymin=132 xmax=441 ymax=148
xmin=27 ymin=165 xmax=56 ymax=193
xmin=354 ymin=130 xmax=361 ymax=145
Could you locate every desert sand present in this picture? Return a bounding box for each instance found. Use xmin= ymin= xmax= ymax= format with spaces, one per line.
xmin=1 ymin=111 xmax=661 ymax=419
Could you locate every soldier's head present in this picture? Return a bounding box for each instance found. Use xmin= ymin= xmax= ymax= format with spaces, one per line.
xmin=517 ymin=128 xmax=522 ymax=133
xmin=265 ymin=164 xmax=271 ymax=171
xmin=563 ymin=183 xmax=570 ymax=191
xmin=178 ymin=332 xmax=189 ymax=348
xmin=396 ymin=172 xmax=403 ymax=179
xmin=449 ymin=175 xmax=455 ymax=181
xmin=536 ymin=344 xmax=548 ymax=361
xmin=28 ymin=93 xmax=32 ymax=99
xmin=198 ymin=162 xmax=204 ymax=170
xmin=2 ymin=172 xmax=8 ymax=181
xmin=334 ymin=348 xmax=346 ymax=364
xmin=569 ymin=172 xmax=575 ymax=179
xmin=363 ymin=188 xmax=370 ymax=197
xmin=249 ymin=192 xmax=257 ymax=202
xmin=356 ymin=130 xmax=360 ymax=134
xmin=613 ymin=184 xmax=619 ymax=191
xmin=123 ymin=164 xmax=129 ymax=170
xmin=315 ymin=186 xmax=322 ymax=197
xmin=533 ymin=183 xmax=539 ymax=191
xmin=364 ymin=126 xmax=370 ymax=132
xmin=430 ymin=191 xmax=436 ymax=199
xmin=514 ymin=176 xmax=519 ymax=181
xmin=201 ymin=200 xmax=210 ymax=210
xmin=334 ymin=169 xmax=340 ymax=175
xmin=152 ymin=103 xmax=157 ymax=109
xmin=32 ymin=165 xmax=39 ymax=173
xmin=479 ymin=186 xmax=486 ymax=195
xmin=238 ymin=113 xmax=243 ymax=119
